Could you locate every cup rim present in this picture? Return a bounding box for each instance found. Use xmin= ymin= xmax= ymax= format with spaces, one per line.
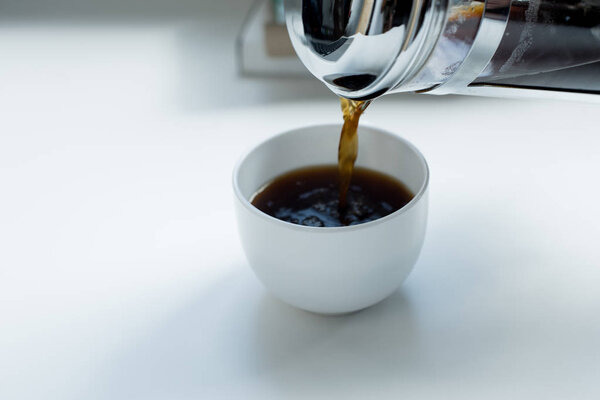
xmin=232 ymin=123 xmax=429 ymax=233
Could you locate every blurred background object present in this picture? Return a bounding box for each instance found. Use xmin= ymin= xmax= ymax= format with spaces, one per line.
xmin=237 ymin=0 xmax=310 ymax=76
xmin=0 ymin=0 xmax=330 ymax=113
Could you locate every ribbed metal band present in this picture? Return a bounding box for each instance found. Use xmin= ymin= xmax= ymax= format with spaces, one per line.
xmin=426 ymin=0 xmax=512 ymax=95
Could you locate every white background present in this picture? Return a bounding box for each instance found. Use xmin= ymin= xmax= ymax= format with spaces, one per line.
xmin=1 ymin=1 xmax=600 ymax=399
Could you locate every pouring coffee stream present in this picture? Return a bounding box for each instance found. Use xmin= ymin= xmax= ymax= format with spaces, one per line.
xmin=338 ymin=98 xmax=370 ymax=209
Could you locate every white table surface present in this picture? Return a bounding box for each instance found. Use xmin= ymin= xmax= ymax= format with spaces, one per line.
xmin=2 ymin=11 xmax=600 ymax=400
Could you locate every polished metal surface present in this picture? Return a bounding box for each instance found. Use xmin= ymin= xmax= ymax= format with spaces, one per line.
xmin=427 ymin=0 xmax=511 ymax=94
xmin=287 ymin=0 xmax=600 ymax=100
xmin=285 ymin=0 xmax=446 ymax=99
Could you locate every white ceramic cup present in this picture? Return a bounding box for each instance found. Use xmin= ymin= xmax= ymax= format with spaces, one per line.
xmin=233 ymin=124 xmax=429 ymax=314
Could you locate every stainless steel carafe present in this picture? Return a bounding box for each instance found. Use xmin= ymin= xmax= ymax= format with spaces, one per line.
xmin=285 ymin=0 xmax=600 ymax=100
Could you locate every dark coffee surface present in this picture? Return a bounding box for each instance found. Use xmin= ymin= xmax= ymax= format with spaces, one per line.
xmin=251 ymin=165 xmax=414 ymax=227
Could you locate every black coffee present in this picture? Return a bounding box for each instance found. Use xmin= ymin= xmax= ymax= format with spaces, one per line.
xmin=251 ymin=165 xmax=414 ymax=227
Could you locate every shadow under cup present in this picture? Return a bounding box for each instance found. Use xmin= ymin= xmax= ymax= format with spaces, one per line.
xmin=233 ymin=124 xmax=429 ymax=314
